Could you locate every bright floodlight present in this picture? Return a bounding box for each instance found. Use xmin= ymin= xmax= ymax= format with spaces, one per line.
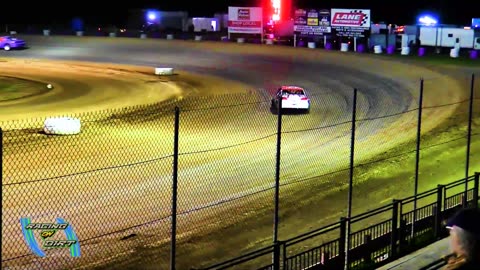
xmin=418 ymin=15 xmax=438 ymax=26
xmin=473 ymin=18 xmax=480 ymax=28
xmin=146 ymin=10 xmax=159 ymax=22
xmin=148 ymin=12 xmax=156 ymax=20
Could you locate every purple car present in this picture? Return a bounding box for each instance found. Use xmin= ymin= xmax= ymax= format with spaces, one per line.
xmin=0 ymin=36 xmax=26 ymax=51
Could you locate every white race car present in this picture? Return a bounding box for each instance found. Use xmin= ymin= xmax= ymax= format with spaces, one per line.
xmin=271 ymin=86 xmax=310 ymax=113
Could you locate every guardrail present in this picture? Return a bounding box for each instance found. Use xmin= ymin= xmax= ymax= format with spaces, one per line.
xmin=198 ymin=173 xmax=479 ymax=270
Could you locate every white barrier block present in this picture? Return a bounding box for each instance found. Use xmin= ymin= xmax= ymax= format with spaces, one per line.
xmin=450 ymin=48 xmax=459 ymax=58
xmin=237 ymin=38 xmax=245 ymax=43
xmin=44 ymin=117 xmax=81 ymax=135
xmin=401 ymin=47 xmax=410 ymax=55
xmin=140 ymin=33 xmax=147 ymax=39
xmin=155 ymin=67 xmax=174 ymax=75
xmin=109 ymin=32 xmax=116 ymax=37
xmin=76 ymin=31 xmax=84 ymax=36
xmin=10 ymin=31 xmax=17 ymax=35
xmin=374 ymin=45 xmax=383 ymax=54
xmin=166 ymin=34 xmax=174 ymax=40
xmin=308 ymin=42 xmax=316 ymax=49
xmin=43 ymin=30 xmax=50 ymax=36
xmin=340 ymin=43 xmax=349 ymax=52
xmin=194 ymin=35 xmax=202 ymax=41
xmin=266 ymin=39 xmax=274 ymax=45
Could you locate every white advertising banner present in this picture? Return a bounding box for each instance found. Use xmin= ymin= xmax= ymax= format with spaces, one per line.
xmin=331 ymin=9 xmax=371 ymax=28
xmin=228 ymin=7 xmax=263 ymax=34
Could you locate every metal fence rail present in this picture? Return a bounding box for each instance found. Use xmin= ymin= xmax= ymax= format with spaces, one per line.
xmin=198 ymin=174 xmax=478 ymax=270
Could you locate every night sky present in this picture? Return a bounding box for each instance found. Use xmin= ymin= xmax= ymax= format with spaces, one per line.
xmin=1 ymin=0 xmax=477 ymax=27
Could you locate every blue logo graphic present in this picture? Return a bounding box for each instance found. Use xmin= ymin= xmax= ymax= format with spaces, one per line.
xmin=20 ymin=217 xmax=81 ymax=257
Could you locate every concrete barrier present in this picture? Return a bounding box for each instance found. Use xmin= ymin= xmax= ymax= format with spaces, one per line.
xmin=450 ymin=48 xmax=459 ymax=58
xmin=166 ymin=34 xmax=174 ymax=40
xmin=357 ymin=44 xmax=365 ymax=53
xmin=387 ymin=45 xmax=395 ymax=55
xmin=43 ymin=30 xmax=50 ymax=36
xmin=76 ymin=31 xmax=83 ymax=37
xmin=140 ymin=33 xmax=147 ymax=39
xmin=237 ymin=38 xmax=245 ymax=43
xmin=44 ymin=117 xmax=81 ymax=135
xmin=195 ymin=35 xmax=202 ymax=41
xmin=470 ymin=50 xmax=478 ymax=59
xmin=109 ymin=32 xmax=116 ymax=37
xmin=418 ymin=47 xmax=426 ymax=57
xmin=340 ymin=43 xmax=349 ymax=52
xmin=155 ymin=67 xmax=174 ymax=75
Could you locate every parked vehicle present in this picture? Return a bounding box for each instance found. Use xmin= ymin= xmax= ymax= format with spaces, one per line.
xmin=419 ymin=26 xmax=480 ymax=49
xmin=0 ymin=36 xmax=26 ymax=51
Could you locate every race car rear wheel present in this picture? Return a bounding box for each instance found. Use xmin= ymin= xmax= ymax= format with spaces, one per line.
xmin=3 ymin=44 xmax=11 ymax=51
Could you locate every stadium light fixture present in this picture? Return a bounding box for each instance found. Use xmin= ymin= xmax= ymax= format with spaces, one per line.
xmin=146 ymin=10 xmax=160 ymax=23
xmin=418 ymin=15 xmax=438 ymax=26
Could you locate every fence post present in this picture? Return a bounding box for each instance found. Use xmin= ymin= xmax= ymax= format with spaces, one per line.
xmin=390 ymin=200 xmax=399 ymax=259
xmin=412 ymin=78 xmax=424 ymax=238
xmin=344 ymin=88 xmax=357 ymax=270
xmin=474 ymin=172 xmax=479 ymax=209
xmin=345 ymin=88 xmax=358 ymax=270
xmin=273 ymin=96 xmax=283 ymax=264
xmin=339 ymin=217 xmax=347 ymax=270
xmin=273 ymin=241 xmax=281 ymax=270
xmin=0 ymin=127 xmax=3 ymax=262
xmin=434 ymin=185 xmax=444 ymax=239
xmin=171 ymin=107 xmax=180 ymax=270
xmin=465 ymin=73 xmax=475 ymax=206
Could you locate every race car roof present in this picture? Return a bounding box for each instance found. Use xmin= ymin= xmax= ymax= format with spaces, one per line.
xmin=281 ymin=86 xmax=304 ymax=90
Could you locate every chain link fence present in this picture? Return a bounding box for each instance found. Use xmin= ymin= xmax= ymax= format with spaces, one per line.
xmin=1 ymin=73 xmax=479 ymax=269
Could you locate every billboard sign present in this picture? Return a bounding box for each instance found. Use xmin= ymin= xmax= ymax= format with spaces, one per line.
xmin=294 ymin=9 xmax=331 ymax=36
xmin=228 ymin=7 xmax=263 ymax=34
xmin=331 ymin=9 xmax=371 ymax=28
xmin=331 ymin=9 xmax=371 ymax=38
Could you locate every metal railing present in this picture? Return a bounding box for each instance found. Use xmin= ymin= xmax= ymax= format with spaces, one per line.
xmin=199 ymin=174 xmax=479 ymax=270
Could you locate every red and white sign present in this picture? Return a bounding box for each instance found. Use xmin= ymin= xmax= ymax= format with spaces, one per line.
xmin=331 ymin=9 xmax=371 ymax=28
xmin=228 ymin=7 xmax=263 ymax=34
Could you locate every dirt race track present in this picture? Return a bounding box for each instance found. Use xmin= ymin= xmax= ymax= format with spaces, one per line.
xmin=0 ymin=36 xmax=479 ymax=270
